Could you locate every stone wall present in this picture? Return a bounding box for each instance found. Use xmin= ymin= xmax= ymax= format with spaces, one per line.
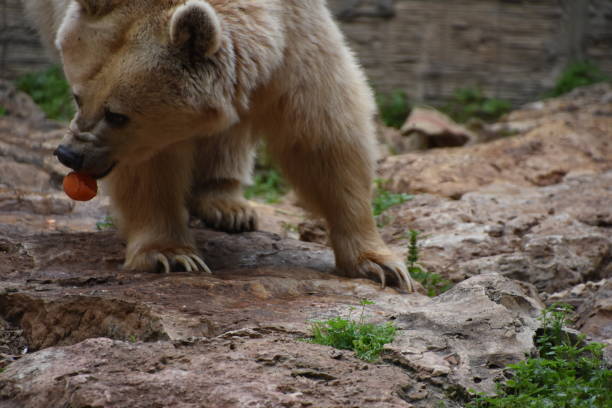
xmin=329 ymin=0 xmax=612 ymax=104
xmin=1 ymin=0 xmax=611 ymax=105
xmin=0 ymin=0 xmax=50 ymax=79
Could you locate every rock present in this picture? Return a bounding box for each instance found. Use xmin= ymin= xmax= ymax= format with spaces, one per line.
xmin=380 ymin=172 xmax=612 ymax=294
xmin=0 ymin=238 xmax=541 ymax=408
xmin=0 ymin=317 xmax=27 ymax=370
xmin=0 ymin=189 xmax=74 ymax=215
xmin=544 ymin=279 xmax=608 ymax=309
xmin=0 ymin=119 xmax=66 ymax=189
xmin=247 ymin=200 xmax=305 ymax=241
xmin=379 ymin=83 xmax=612 ymax=199
xmin=400 ymin=107 xmax=478 ymax=150
xmin=487 ymin=83 xmax=612 ymax=136
xmin=0 ymin=336 xmax=415 ymax=408
xmin=0 ymin=178 xmax=542 ymax=407
xmin=375 ymin=85 xmax=611 ymax=302
xmin=574 ymin=279 xmax=612 ymax=342
xmin=384 ymin=274 xmax=542 ymax=402
xmin=0 ymin=84 xmax=66 ymax=193
xmin=0 ymin=80 xmax=45 ymax=122
xmin=377 ymin=121 xmax=414 ymax=155
xmin=376 ymin=108 xmax=497 ymax=157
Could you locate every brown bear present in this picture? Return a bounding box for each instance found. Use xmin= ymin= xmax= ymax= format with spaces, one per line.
xmin=23 ymin=0 xmax=414 ymax=291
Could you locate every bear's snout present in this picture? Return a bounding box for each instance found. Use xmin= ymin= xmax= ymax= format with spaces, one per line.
xmin=54 ymin=137 xmax=116 ymax=179
xmin=54 ymin=145 xmax=84 ymax=171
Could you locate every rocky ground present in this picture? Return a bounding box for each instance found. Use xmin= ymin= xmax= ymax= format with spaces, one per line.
xmin=0 ymin=81 xmax=610 ymax=407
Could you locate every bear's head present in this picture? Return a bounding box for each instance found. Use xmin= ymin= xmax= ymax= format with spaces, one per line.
xmin=53 ymin=0 xmax=238 ymax=177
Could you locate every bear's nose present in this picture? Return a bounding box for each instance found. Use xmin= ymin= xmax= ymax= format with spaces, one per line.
xmin=54 ymin=145 xmax=84 ymax=171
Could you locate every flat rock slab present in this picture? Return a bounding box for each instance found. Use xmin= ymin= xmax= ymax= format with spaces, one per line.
xmin=0 ymin=223 xmax=542 ymax=407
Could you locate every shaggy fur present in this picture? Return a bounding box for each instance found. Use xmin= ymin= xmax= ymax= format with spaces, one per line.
xmin=24 ymin=0 xmax=414 ymax=291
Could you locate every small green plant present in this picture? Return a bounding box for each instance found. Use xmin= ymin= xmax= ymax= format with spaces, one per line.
xmin=440 ymin=88 xmax=511 ymax=124
xmin=406 ymin=230 xmax=453 ymax=297
xmin=16 ymin=65 xmax=74 ymax=121
xmin=372 ymin=179 xmax=412 ymax=217
xmin=547 ymin=61 xmax=610 ymax=98
xmin=376 ymin=90 xmax=411 ymax=128
xmin=310 ymin=299 xmax=396 ymax=362
xmin=244 ymin=167 xmax=287 ymax=204
xmin=96 ymin=216 xmax=115 ymax=231
xmin=0 ymin=106 xmax=6 ymax=116
xmin=467 ymin=303 xmax=612 ymax=408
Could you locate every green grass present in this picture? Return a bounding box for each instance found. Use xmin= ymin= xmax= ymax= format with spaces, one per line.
xmin=440 ymin=88 xmax=512 ymax=124
xmin=310 ymin=299 xmax=396 ymax=362
xmin=547 ymin=61 xmax=610 ymax=98
xmin=95 ymin=216 xmax=115 ymax=231
xmin=406 ymin=229 xmax=453 ymax=296
xmin=244 ymin=144 xmax=288 ymax=204
xmin=467 ymin=303 xmax=612 ymax=408
xmin=244 ymin=167 xmax=287 ymax=204
xmin=372 ymin=179 xmax=413 ymax=217
xmin=0 ymin=106 xmax=6 ymax=117
xmin=16 ymin=65 xmax=74 ymax=121
xmin=376 ymin=90 xmax=411 ymax=129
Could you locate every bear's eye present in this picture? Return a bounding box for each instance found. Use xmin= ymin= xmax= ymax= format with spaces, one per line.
xmin=104 ymin=108 xmax=129 ymax=128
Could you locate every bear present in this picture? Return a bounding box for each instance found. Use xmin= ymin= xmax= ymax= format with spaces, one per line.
xmin=23 ymin=0 xmax=414 ymax=291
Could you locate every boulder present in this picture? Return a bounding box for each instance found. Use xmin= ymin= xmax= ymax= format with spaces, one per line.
xmin=400 ymin=107 xmax=478 ymax=150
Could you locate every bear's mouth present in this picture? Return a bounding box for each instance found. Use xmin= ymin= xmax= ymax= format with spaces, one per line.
xmin=93 ymin=161 xmax=117 ymax=179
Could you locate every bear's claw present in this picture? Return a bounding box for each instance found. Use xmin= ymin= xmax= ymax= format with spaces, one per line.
xmin=158 ymin=253 xmax=211 ymax=274
xmin=355 ymin=256 xmax=414 ymax=293
xmin=127 ymin=248 xmax=211 ymax=275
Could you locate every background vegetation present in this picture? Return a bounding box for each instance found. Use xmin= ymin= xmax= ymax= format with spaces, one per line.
xmin=468 ymin=304 xmax=611 ymax=408
xmin=16 ymin=66 xmax=74 ymax=121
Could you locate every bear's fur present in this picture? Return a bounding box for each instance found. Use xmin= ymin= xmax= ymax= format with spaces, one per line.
xmin=24 ymin=0 xmax=414 ymax=291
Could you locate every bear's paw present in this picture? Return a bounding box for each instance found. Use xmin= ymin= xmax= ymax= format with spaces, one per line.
xmin=125 ymin=246 xmax=211 ymax=275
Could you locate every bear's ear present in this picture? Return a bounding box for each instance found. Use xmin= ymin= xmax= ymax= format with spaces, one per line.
xmin=75 ymin=0 xmax=122 ymax=16
xmin=169 ymin=0 xmax=222 ymax=58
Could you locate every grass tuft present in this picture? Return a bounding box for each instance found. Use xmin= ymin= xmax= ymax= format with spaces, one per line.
xmin=547 ymin=61 xmax=610 ymax=98
xmin=372 ymin=179 xmax=413 ymax=217
xmin=310 ymin=299 xmax=396 ymax=362
xmin=440 ymin=87 xmax=511 ymax=124
xmin=376 ymin=90 xmax=411 ymax=129
xmin=406 ymin=230 xmax=453 ymax=296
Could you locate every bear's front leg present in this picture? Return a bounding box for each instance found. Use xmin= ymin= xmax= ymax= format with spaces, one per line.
xmin=189 ymin=124 xmax=258 ymax=233
xmin=267 ymin=138 xmax=414 ymax=292
xmin=105 ymin=141 xmax=210 ymax=274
